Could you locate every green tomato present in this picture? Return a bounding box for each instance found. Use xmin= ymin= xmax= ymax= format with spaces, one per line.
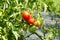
xmin=29 ymin=25 xmax=36 ymax=33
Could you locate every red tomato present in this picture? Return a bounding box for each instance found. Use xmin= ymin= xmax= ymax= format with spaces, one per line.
xmin=22 ymin=11 xmax=31 ymax=20
xmin=34 ymin=21 xmax=40 ymax=27
xmin=27 ymin=18 xmax=35 ymax=25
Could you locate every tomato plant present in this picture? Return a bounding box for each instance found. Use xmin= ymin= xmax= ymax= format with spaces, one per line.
xmin=0 ymin=0 xmax=60 ymax=40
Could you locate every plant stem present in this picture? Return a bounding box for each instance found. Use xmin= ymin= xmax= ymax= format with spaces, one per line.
xmin=35 ymin=32 xmax=43 ymax=40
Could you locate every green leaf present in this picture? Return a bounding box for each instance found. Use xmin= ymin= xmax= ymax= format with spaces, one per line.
xmin=12 ymin=31 xmax=19 ymax=40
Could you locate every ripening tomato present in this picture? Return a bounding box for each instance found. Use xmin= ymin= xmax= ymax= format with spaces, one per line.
xmin=34 ymin=21 xmax=40 ymax=27
xmin=22 ymin=11 xmax=31 ymax=20
xmin=27 ymin=18 xmax=35 ymax=25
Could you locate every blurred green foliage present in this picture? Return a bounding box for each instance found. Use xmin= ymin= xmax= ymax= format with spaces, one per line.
xmin=0 ymin=0 xmax=60 ymax=40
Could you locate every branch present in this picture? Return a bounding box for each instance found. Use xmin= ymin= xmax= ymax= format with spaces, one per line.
xmin=35 ymin=30 xmax=43 ymax=40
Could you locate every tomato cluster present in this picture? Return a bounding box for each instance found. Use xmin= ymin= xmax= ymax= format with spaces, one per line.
xmin=22 ymin=11 xmax=41 ymax=33
xmin=22 ymin=11 xmax=40 ymax=26
xmin=22 ymin=11 xmax=35 ymax=25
